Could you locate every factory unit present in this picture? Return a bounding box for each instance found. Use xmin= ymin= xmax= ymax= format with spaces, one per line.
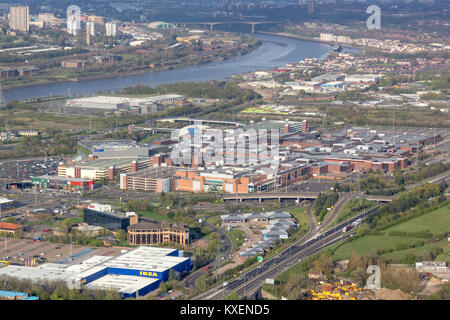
xmin=65 ymin=94 xmax=184 ymax=113
xmin=0 ymin=290 xmax=39 ymax=300
xmin=68 ymin=247 xmax=190 ymax=297
xmin=85 ymin=274 xmax=160 ymax=298
xmin=78 ymin=140 xmax=154 ymax=159
xmin=0 ymin=198 xmax=17 ymax=211
xmin=58 ymin=158 xmax=153 ymax=181
xmin=0 ymin=247 xmax=190 ymax=299
xmin=30 ymin=175 xmax=94 ymax=191
xmin=321 ymin=81 xmax=345 ymax=91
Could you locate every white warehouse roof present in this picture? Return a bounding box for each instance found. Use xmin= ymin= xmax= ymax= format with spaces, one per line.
xmin=84 ymin=274 xmax=160 ymax=295
xmin=104 ymin=247 xmax=188 ymax=273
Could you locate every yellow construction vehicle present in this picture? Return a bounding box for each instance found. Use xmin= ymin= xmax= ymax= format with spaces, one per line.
xmin=0 ymin=260 xmax=9 ymax=267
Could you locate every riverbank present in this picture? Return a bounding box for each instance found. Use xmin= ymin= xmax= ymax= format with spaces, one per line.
xmin=258 ymin=31 xmax=333 ymax=45
xmin=3 ymin=41 xmax=261 ymax=92
xmin=2 ymin=33 xmax=331 ymax=102
xmin=259 ymin=31 xmax=360 ymax=57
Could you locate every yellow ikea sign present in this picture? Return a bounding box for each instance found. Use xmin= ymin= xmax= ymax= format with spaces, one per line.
xmin=139 ymin=271 xmax=158 ymax=277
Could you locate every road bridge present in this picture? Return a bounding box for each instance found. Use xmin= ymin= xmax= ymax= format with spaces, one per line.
xmin=221 ymin=192 xmax=394 ymax=203
xmin=156 ymin=117 xmax=242 ymax=126
xmin=171 ymin=21 xmax=278 ymax=33
xmin=134 ymin=127 xmax=179 ymax=133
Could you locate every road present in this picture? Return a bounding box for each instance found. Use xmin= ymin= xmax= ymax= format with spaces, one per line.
xmin=184 ymin=222 xmax=233 ymax=289
xmin=189 ymin=170 xmax=450 ymax=300
xmin=222 ymin=192 xmax=394 ymax=202
xmin=319 ymin=195 xmax=350 ymax=230
xmin=185 ymin=203 xmax=316 ymax=292
xmin=192 ymin=205 xmax=379 ymax=300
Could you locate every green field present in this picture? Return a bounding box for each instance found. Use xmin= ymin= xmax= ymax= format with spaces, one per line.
xmin=137 ymin=211 xmax=173 ymax=222
xmin=227 ymin=229 xmax=246 ymax=252
xmin=382 ymin=238 xmax=450 ymax=261
xmin=331 ymin=235 xmax=421 ymax=260
xmin=332 ymin=204 xmax=450 ymax=261
xmin=384 ymin=204 xmax=450 ymax=235
xmin=206 ymin=217 xmax=221 ymax=226
xmin=288 ymin=207 xmax=309 ymax=229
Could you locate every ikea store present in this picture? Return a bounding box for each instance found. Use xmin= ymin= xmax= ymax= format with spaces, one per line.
xmin=0 ymin=247 xmax=190 ymax=298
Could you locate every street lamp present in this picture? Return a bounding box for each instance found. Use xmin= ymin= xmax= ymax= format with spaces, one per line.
xmin=69 ymin=234 xmax=73 ymax=257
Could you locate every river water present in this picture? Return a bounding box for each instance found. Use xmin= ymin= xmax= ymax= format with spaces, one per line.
xmin=3 ymin=33 xmax=331 ymax=102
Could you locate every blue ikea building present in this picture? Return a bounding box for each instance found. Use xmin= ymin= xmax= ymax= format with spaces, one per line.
xmin=71 ymin=247 xmax=191 ymax=298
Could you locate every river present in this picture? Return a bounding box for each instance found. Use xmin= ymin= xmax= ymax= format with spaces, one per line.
xmin=2 ymin=33 xmax=331 ymax=102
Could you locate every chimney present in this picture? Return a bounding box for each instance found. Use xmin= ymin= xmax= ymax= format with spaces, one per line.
xmin=302 ymin=119 xmax=308 ymax=132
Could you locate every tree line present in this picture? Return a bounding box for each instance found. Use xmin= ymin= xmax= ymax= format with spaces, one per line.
xmin=312 ymin=192 xmax=340 ymax=222
xmin=0 ymin=276 xmax=122 ymax=300
xmin=121 ymin=81 xmax=260 ymax=101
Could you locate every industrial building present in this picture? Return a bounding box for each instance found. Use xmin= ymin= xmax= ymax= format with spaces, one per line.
xmin=65 ymin=94 xmax=184 ymax=114
xmin=84 ymin=274 xmax=160 ymax=297
xmin=78 ymin=140 xmax=155 ymax=159
xmin=30 ymin=175 xmax=94 ymax=191
xmin=243 ymin=119 xmax=306 ymax=134
xmin=344 ymin=74 xmax=381 ymax=83
xmin=0 ymin=247 xmax=190 ymax=298
xmin=58 ymin=157 xmax=153 ymax=181
xmin=0 ymin=290 xmax=39 ymax=300
xmin=0 ymin=198 xmax=17 ymax=211
xmin=128 ymin=222 xmax=190 ymax=246
xmin=311 ymin=73 xmax=345 ymax=83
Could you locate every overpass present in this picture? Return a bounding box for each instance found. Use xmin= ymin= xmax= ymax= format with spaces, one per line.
xmin=171 ymin=21 xmax=278 ymax=33
xmin=221 ymin=192 xmax=395 ymax=203
xmin=134 ymin=127 xmax=179 ymax=134
xmin=156 ymin=117 xmax=242 ymax=126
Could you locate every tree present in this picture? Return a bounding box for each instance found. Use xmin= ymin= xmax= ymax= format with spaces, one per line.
xmin=311 ymin=253 xmax=333 ymax=278
xmin=115 ymin=229 xmax=127 ymax=242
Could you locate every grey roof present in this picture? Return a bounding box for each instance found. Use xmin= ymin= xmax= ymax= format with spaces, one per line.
xmin=247 ymin=213 xmax=265 ymax=219
xmin=267 ymin=211 xmax=292 ymax=219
